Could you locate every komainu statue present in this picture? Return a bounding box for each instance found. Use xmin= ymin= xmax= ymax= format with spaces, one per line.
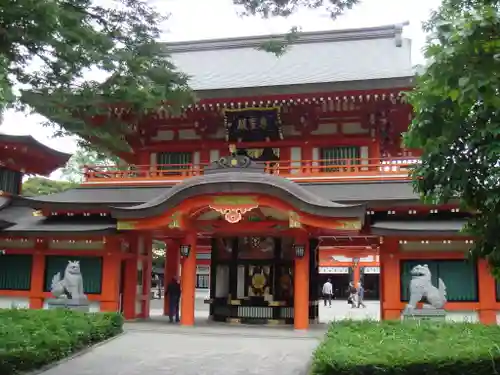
xmin=51 ymin=260 xmax=87 ymax=300
xmin=404 ymin=264 xmax=447 ymax=312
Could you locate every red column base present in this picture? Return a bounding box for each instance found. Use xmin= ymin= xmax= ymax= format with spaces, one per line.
xmin=382 ymin=308 xmax=401 ymax=320
xmin=479 ymin=309 xmax=497 ymax=324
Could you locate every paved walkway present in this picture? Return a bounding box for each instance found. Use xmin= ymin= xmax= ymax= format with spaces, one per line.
xmin=319 ymin=300 xmax=380 ymax=322
xmin=41 ymin=324 xmax=319 ymax=375
xmin=40 ymin=299 xmax=379 ymax=375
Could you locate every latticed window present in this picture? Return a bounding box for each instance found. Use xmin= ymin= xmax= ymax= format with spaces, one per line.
xmin=0 ymin=254 xmax=32 ymax=290
xmin=156 ymin=152 xmax=192 ymax=170
xmin=320 ymin=146 xmax=360 ymax=172
xmin=44 ymin=256 xmax=103 ymax=294
xmin=400 ymin=259 xmax=478 ymax=302
xmin=0 ymin=167 xmax=22 ymax=195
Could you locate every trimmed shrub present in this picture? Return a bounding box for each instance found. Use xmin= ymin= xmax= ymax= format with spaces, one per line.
xmin=311 ymin=320 xmax=500 ymax=375
xmin=0 ymin=309 xmax=123 ymax=375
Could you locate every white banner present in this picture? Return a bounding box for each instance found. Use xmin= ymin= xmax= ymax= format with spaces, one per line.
xmin=319 ymin=266 xmax=350 ymax=274
xmin=363 ymin=266 xmax=380 ymax=274
xmin=196 ymin=266 xmax=210 ymax=274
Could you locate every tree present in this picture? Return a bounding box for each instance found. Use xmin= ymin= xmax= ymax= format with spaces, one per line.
xmin=235 ymin=0 xmax=359 ymax=18
xmin=2 ymin=0 xmax=359 ymax=154
xmin=2 ymin=0 xmax=193 ymax=154
xmin=238 ymin=0 xmax=360 ymax=55
xmin=152 ymin=240 xmax=166 ymax=269
xmin=61 ymin=147 xmax=121 ymax=183
xmin=22 ymin=177 xmax=77 ymax=197
xmin=404 ymin=0 xmax=500 ymax=276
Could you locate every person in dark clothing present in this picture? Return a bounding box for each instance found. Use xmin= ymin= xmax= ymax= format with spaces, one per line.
xmin=165 ymin=277 xmax=181 ymax=323
xmin=347 ymin=282 xmax=358 ymax=308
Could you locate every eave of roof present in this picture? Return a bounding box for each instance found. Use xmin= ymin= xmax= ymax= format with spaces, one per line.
xmin=0 ymin=134 xmax=71 ymax=174
xmin=0 ymin=201 xmax=117 ymax=235
xmin=0 ymin=134 xmax=71 ymax=160
xmin=111 ymin=171 xmax=366 ymax=220
xmin=370 ymin=220 xmax=467 ymax=236
xmin=11 ymin=181 xmax=421 ymax=211
xmin=1 ymin=219 xmax=117 ymax=236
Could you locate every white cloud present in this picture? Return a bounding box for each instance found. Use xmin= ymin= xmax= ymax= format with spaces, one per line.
xmin=2 ymin=0 xmax=440 ymax=173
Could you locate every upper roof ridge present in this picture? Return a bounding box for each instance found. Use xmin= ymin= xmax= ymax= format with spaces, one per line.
xmin=163 ymin=22 xmax=410 ymax=53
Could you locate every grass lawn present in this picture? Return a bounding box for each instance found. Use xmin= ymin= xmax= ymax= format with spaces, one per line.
xmin=311 ymin=320 xmax=500 ymax=375
xmin=0 ymin=308 xmax=123 ymax=375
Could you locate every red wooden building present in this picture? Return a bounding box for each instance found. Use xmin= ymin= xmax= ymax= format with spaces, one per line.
xmin=0 ymin=24 xmax=496 ymax=329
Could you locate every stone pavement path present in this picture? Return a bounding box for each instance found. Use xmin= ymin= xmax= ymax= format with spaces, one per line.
xmin=41 ymin=323 xmax=321 ymax=375
xmin=149 ymin=297 xmax=381 ymax=322
xmin=319 ymin=300 xmax=380 ymax=322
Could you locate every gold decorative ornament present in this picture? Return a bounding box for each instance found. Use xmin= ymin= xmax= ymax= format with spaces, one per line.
xmin=117 ymin=221 xmax=137 ymax=230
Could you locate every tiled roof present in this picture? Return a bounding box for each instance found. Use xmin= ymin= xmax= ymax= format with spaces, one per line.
xmin=0 ymin=134 xmax=71 ymax=159
xmin=11 ymin=181 xmax=419 ymax=210
xmin=164 ymin=24 xmax=413 ymax=91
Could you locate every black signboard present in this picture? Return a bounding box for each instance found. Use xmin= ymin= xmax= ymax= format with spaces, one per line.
xmin=224 ymin=107 xmax=283 ymax=142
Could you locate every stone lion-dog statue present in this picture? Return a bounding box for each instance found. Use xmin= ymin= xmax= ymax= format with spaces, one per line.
xmin=51 ymin=260 xmax=87 ymax=300
xmin=404 ymin=264 xmax=447 ymax=313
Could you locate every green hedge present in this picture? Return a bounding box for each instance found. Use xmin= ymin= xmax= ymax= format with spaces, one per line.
xmin=0 ymin=309 xmax=123 ymax=375
xmin=311 ymin=320 xmax=500 ymax=375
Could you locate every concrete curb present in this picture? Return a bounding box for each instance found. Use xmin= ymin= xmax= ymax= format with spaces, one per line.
xmin=25 ymin=331 xmax=126 ymax=375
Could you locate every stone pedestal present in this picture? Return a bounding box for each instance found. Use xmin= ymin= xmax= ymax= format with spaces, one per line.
xmin=402 ymin=309 xmax=446 ymax=322
xmin=46 ymin=298 xmax=90 ymax=312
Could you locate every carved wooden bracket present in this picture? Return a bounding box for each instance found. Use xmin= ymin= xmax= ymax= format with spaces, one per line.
xmin=209 ymin=196 xmax=259 ymax=224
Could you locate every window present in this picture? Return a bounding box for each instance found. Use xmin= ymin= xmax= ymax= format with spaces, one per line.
xmin=320 ymin=146 xmax=360 ymax=172
xmin=0 ymin=167 xmax=22 ymax=195
xmin=196 ymin=274 xmax=210 ymax=289
xmin=44 ymin=256 xmax=103 ymax=294
xmin=157 ymin=152 xmax=192 ymax=171
xmin=0 ymin=254 xmax=32 ymax=290
xmin=400 ymin=259 xmax=478 ymax=302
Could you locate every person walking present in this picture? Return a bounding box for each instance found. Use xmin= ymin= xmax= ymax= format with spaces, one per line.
xmin=165 ymin=276 xmax=181 ymax=323
xmin=347 ymin=281 xmax=357 ymax=308
xmin=322 ymin=278 xmax=333 ymax=307
xmin=357 ymin=281 xmax=367 ymax=308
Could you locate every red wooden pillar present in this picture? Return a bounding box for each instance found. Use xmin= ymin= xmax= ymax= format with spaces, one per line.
xmin=122 ymin=234 xmax=139 ymax=320
xmin=379 ymin=237 xmax=400 ymax=320
xmin=29 ymin=247 xmax=46 ymax=309
xmin=477 ymin=259 xmax=497 ymax=324
xmin=141 ymin=235 xmax=153 ymax=318
xmin=353 ymin=264 xmax=361 ymax=288
xmin=163 ymin=240 xmax=181 ymax=316
xmin=100 ymin=248 xmax=121 ymax=312
xmin=294 ymin=235 xmax=310 ymax=330
xmin=180 ymin=233 xmax=197 ymax=326
xmin=122 ymin=256 xmax=138 ymax=319
xmin=302 ymin=144 xmax=313 ymax=174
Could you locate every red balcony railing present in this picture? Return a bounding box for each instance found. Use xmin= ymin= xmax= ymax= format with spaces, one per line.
xmin=82 ymin=157 xmax=420 ymax=185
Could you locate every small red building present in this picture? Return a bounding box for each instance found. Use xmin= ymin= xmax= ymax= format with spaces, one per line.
xmin=0 ymin=24 xmax=494 ymax=329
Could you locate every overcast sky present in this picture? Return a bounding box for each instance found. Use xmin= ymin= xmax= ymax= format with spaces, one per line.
xmin=2 ymin=0 xmax=441 ymax=161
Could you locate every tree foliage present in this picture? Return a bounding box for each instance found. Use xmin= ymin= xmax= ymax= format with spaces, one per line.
xmin=404 ymin=0 xmax=500 ymax=275
xmin=1 ymin=0 xmax=193 ymax=154
xmin=22 ymin=177 xmax=77 ymax=197
xmin=1 ymin=0 xmax=361 ymax=154
xmin=61 ymin=147 xmax=121 ymax=183
xmin=237 ymin=0 xmax=360 ymax=56
xmin=234 ymin=0 xmax=359 ymax=19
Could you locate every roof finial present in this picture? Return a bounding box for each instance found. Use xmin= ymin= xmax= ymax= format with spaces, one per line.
xmin=394 ymin=22 xmax=409 ymax=47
